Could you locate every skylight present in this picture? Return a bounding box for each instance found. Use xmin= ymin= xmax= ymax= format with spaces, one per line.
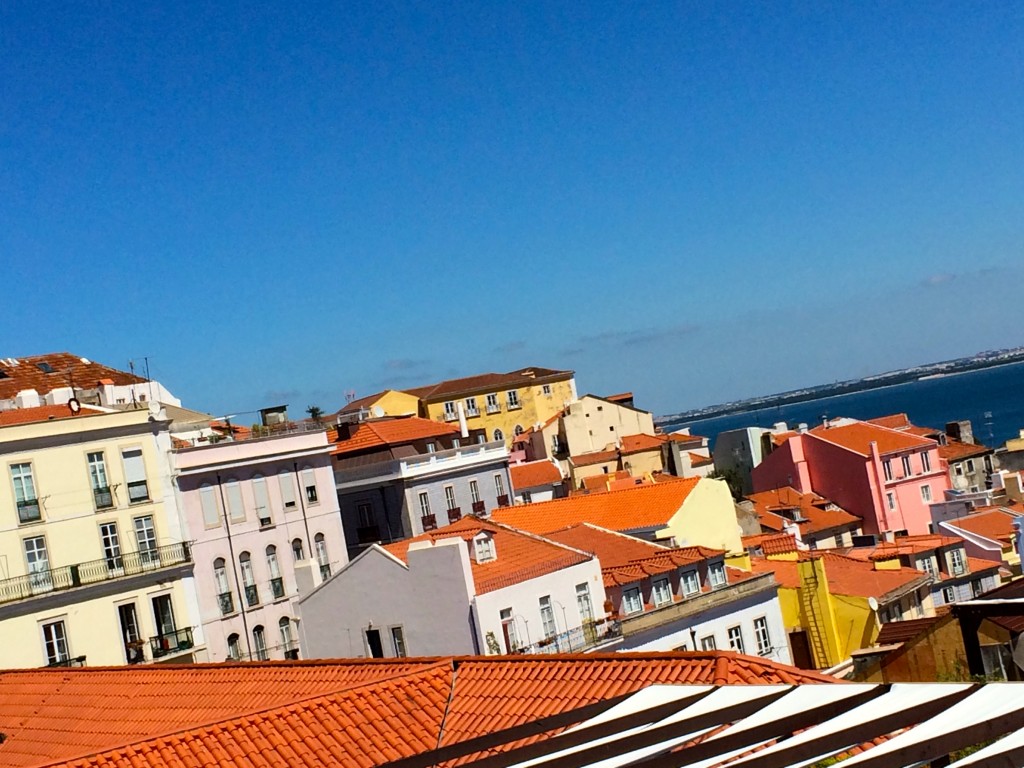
xmin=36 ymin=362 xmax=54 ymax=373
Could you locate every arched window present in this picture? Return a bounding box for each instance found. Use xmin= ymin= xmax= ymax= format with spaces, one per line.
xmin=226 ymin=633 xmax=241 ymax=661
xmin=514 ymin=424 xmax=524 ymax=436
xmin=239 ymin=552 xmax=258 ymax=607
xmin=266 ymin=544 xmax=283 ymax=599
xmin=493 ymin=428 xmax=504 ymax=442
xmin=213 ymin=557 xmax=234 ymax=615
xmin=314 ymin=533 xmax=330 ymax=579
xmin=291 ymin=537 xmax=305 ymax=561
xmin=252 ymin=625 xmax=268 ymax=661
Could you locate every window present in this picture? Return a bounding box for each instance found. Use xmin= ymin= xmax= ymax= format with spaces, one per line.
xmin=121 ymin=448 xmax=149 ymax=502
xmin=226 ymin=633 xmax=241 ymax=661
xmin=225 ymin=480 xmax=245 ymax=522
xmin=539 ymin=596 xmax=557 ymax=637
xmin=920 ymin=556 xmax=936 ymax=579
xmin=11 ymin=463 xmax=40 ymax=523
xmin=507 ymin=390 xmax=520 ymax=409
xmin=493 ymin=428 xmax=504 ymax=442
xmin=198 ymin=482 xmax=219 ymax=527
xmin=453 ymin=438 xmax=460 ymax=449
xmin=653 ymin=578 xmax=671 ymax=607
xmin=444 ymin=485 xmax=457 ymax=511
xmin=280 ymin=617 xmax=295 ymax=653
xmin=971 ymin=579 xmax=984 ymax=598
xmin=886 ymin=492 xmax=896 ymax=511
xmin=426 ymin=442 xmax=436 ymax=454
xmin=291 ymin=537 xmax=305 ymax=560
xmin=514 ymin=424 xmax=524 ymax=436
xmin=391 ymin=626 xmax=407 ymax=657
xmin=922 ymin=451 xmax=931 ymax=472
xmin=24 ymin=536 xmax=51 ymax=590
xmin=551 ymin=434 xmax=562 ymax=454
xmin=475 ymin=534 xmax=495 ymax=562
xmin=301 ymin=468 xmax=318 ymax=504
xmin=576 ymin=583 xmax=593 ymax=622
xmin=727 ymin=625 xmax=745 ymax=653
xmin=901 ymin=455 xmax=912 ymax=476
xmin=920 ymin=485 xmax=932 ymax=502
xmin=883 ymin=459 xmax=893 ymax=482
xmin=494 ymin=473 xmax=505 ymax=498
xmin=522 ymin=490 xmax=532 ymax=504
xmin=966 ymin=458 xmax=975 ymax=473
xmin=701 ymin=635 xmax=717 ymax=651
xmin=622 ymin=587 xmax=643 ymax=615
xmin=542 ymin=384 xmax=552 ymax=395
xmin=951 ymin=548 xmax=966 ymax=576
xmin=41 ymin=620 xmax=69 ymax=665
xmin=315 ymin=533 xmax=330 ymax=579
xmin=753 ymin=617 xmax=771 ymax=656
xmin=88 ymin=452 xmax=113 ymax=508
xmin=279 ymin=470 xmax=297 ymax=508
xmin=252 ymin=625 xmax=268 ymax=661
xmin=267 ymin=545 xmax=284 ymax=599
xmin=418 ymin=491 xmax=431 ymax=517
xmin=469 ymin=480 xmax=481 ymax=504
xmin=239 ymin=552 xmax=259 ymax=606
xmin=500 ymin=608 xmax=518 ymax=652
xmin=942 ymin=586 xmax=956 ymax=604
xmin=486 ymin=393 xmax=500 ymax=413
xmin=682 ymin=570 xmax=700 ymax=596
xmin=152 ymin=594 xmax=176 ymax=637
xmin=214 ymin=557 xmax=234 ymax=615
xmin=357 ymin=502 xmax=374 ymax=528
xmin=252 ymin=474 xmax=271 ymax=526
xmin=465 ymin=397 xmax=479 ymax=416
xmin=100 ymin=522 xmax=122 ymax=571
xmin=118 ymin=603 xmax=142 ymax=664
xmin=954 ymin=463 xmax=964 ymax=477
xmin=708 ymin=562 xmax=727 ymax=589
xmin=134 ymin=516 xmax=158 ymax=563
xmin=443 ymin=401 xmax=458 ymax=420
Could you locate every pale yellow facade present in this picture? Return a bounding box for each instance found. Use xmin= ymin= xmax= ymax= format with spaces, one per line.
xmin=0 ymin=408 xmax=203 ymax=668
xmin=351 ymin=390 xmax=421 ymax=417
xmin=560 ymin=396 xmax=655 ymax=456
xmin=658 ymin=478 xmax=745 ymax=555
xmin=422 ymin=376 xmax=576 ymax=447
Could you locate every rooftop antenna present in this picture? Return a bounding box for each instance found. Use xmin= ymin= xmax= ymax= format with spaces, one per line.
xmin=345 ymin=389 xmax=356 ymax=403
xmin=128 ymin=360 xmax=138 ymax=408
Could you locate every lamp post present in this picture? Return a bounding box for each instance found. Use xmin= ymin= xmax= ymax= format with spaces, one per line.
xmin=515 ymin=614 xmax=532 ymax=651
xmin=553 ymin=600 xmax=569 ymax=652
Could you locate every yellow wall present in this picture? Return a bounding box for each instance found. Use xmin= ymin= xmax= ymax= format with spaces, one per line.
xmin=664 ymin=478 xmax=744 ymax=555
xmin=360 ymin=390 xmax=421 ymax=417
xmin=561 ymin=396 xmax=655 ymax=456
xmin=423 ymin=377 xmax=575 ymax=447
xmin=873 ymin=558 xmax=902 ymax=570
xmin=622 ymin=448 xmax=665 ymax=477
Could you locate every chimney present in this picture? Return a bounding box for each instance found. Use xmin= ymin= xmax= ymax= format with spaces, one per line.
xmin=946 ymin=420 xmax=975 ymax=445
xmin=14 ymin=389 xmax=39 ymax=409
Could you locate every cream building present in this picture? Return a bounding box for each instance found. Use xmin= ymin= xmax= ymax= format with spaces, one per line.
xmin=0 ymin=404 xmax=203 ymax=668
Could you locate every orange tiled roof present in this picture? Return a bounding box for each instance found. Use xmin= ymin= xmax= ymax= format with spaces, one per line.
xmin=745 ymin=486 xmax=861 ymax=536
xmin=3 ymin=653 xmax=834 ymax=768
xmin=570 ymin=449 xmax=620 ymax=467
xmin=620 ymin=433 xmax=666 ymax=454
xmin=943 ymin=509 xmax=1017 ymax=544
xmin=810 ymin=421 xmax=935 ymax=456
xmin=493 ymin=477 xmax=701 ymax=535
xmin=407 ymin=367 xmax=573 ymax=401
xmin=770 ymin=430 xmax=799 ymax=447
xmin=861 ymin=534 xmax=964 ymax=560
xmin=688 ymin=451 xmax=714 ymax=467
xmin=544 ymin=523 xmax=672 ymax=568
xmin=0 ymin=404 xmax=102 ymax=426
xmin=749 ymin=552 xmax=929 ymax=600
xmin=0 ymin=353 xmax=148 ymax=402
xmin=867 ymin=413 xmax=913 ymax=430
xmin=604 ymin=392 xmax=633 ymax=403
xmin=382 ymin=516 xmax=591 ymax=594
xmin=510 ymin=460 xmax=563 ymax=490
xmin=760 ymin=533 xmax=799 ymax=555
xmin=937 ymin=439 xmax=991 ymax=462
xmin=208 ymin=420 xmax=252 ymax=439
xmin=330 ymin=416 xmax=460 ymax=456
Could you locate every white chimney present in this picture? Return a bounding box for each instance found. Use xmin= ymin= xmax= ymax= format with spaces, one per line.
xmin=14 ymin=389 xmax=40 ymax=409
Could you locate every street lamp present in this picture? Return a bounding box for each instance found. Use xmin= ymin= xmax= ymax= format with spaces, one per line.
xmin=553 ymin=600 xmax=569 ymax=652
xmin=515 ymin=614 xmax=532 ymax=651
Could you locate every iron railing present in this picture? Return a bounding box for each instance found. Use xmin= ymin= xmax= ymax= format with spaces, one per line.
xmin=486 ymin=403 xmax=501 ymax=414
xmin=0 ymin=542 xmax=192 ymax=605
xmin=356 ymin=524 xmax=380 ymax=544
xmin=17 ymin=498 xmax=41 ymax=524
xmin=526 ymin=620 xmax=622 ymax=655
xmin=218 ymin=591 xmax=235 ymax=615
xmin=472 ymin=501 xmax=486 ymax=514
xmin=447 ymin=507 xmax=462 ymax=523
xmin=150 ymin=627 xmax=194 ymax=658
xmin=421 ymin=514 xmax=437 ymax=531
xmin=270 ymin=577 xmax=285 ymax=600
xmin=244 ymin=584 xmax=260 ymax=607
xmin=496 ymin=494 xmax=510 ymax=507
xmin=47 ymin=655 xmax=87 ymax=668
xmin=93 ymin=486 xmax=114 ymax=509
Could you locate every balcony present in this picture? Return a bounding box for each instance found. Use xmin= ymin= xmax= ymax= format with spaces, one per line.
xmin=218 ymin=591 xmax=235 ymax=616
xmin=0 ymin=542 xmax=192 ymax=606
xmin=244 ymin=584 xmax=260 ymax=607
xmin=284 ymin=644 xmax=300 ymax=660
xmin=270 ymin=577 xmax=285 ymax=600
xmin=356 ymin=524 xmax=381 ymax=544
xmin=506 ymin=400 xmax=522 ymax=411
xmin=443 ymin=411 xmax=460 ymax=422
xmin=127 ymin=480 xmax=150 ymax=503
xmin=465 ymin=407 xmax=480 ymax=418
xmin=421 ymin=514 xmax=437 ymax=531
xmin=496 ymin=494 xmax=510 ymax=507
xmin=47 ymin=655 xmax=87 ymax=668
xmin=472 ymin=500 xmax=486 ymax=514
xmin=447 ymin=507 xmax=462 ymax=524
xmin=17 ymin=498 xmax=41 ymax=524
xmin=319 ymin=563 xmax=331 ymax=580
xmin=486 ymin=403 xmax=501 ymax=414
xmin=93 ymin=486 xmax=114 ymax=509
xmin=525 ymin=620 xmax=622 ymax=655
xmin=150 ymin=627 xmax=194 ymax=659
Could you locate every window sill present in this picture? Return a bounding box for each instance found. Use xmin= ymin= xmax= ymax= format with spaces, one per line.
xmin=18 ymin=519 xmax=45 ymax=527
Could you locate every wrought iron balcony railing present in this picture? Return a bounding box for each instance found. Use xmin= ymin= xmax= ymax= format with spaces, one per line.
xmin=150 ymin=627 xmax=194 ymax=658
xmin=0 ymin=542 xmax=192 ymax=605
xmin=17 ymin=498 xmax=41 ymax=524
xmin=244 ymin=584 xmax=260 ymax=607
xmin=447 ymin=507 xmax=462 ymax=524
xmin=93 ymin=486 xmax=114 ymax=509
xmin=218 ymin=591 xmax=235 ymax=615
xmin=270 ymin=577 xmax=285 ymax=600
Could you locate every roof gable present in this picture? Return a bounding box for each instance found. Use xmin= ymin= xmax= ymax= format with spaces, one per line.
xmin=810 ymin=421 xmax=935 ymax=456
xmin=0 ymin=353 xmax=149 ymax=402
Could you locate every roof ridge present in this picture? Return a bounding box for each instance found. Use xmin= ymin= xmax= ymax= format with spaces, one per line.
xmin=31 ymin=661 xmax=455 ymax=768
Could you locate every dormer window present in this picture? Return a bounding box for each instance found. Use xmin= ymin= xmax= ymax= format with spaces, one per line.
xmin=474 ymin=532 xmax=496 ymax=563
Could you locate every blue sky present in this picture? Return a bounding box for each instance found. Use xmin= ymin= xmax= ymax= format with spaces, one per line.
xmin=3 ymin=2 xmax=1023 ymax=419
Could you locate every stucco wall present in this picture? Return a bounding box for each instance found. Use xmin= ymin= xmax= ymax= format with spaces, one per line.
xmin=669 ymin=478 xmax=743 ymax=554
xmin=561 ymin=397 xmax=655 ymax=457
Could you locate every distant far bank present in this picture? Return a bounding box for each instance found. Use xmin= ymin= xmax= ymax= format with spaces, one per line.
xmin=657 ymin=346 xmax=1024 ymax=425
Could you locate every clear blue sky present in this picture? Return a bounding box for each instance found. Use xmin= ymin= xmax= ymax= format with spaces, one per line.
xmin=3 ymin=2 xmax=1023 ymax=418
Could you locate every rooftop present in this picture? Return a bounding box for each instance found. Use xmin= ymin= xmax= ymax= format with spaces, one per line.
xmin=544 ymin=523 xmax=673 ymax=569
xmin=330 ymin=415 xmax=461 ymax=456
xmin=492 ymin=477 xmax=702 ymax=535
xmin=745 ymin=486 xmax=862 ymax=536
xmin=510 ymin=460 xmax=563 ymax=491
xmin=749 ymin=552 xmax=930 ymax=600
xmin=0 ymin=403 xmax=105 ymax=426
xmin=810 ymin=420 xmax=936 ymax=456
xmin=569 ymin=448 xmax=620 ymax=467
xmin=407 ymin=366 xmax=574 ymax=401
xmin=382 ymin=516 xmax=592 ymax=594
xmin=942 ymin=508 xmax=1018 ymax=544
xmin=0 ymin=653 xmax=833 ymax=768
xmin=0 ymin=352 xmax=148 ymax=402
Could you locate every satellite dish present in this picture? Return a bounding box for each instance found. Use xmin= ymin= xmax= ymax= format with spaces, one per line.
xmin=68 ymin=398 xmax=81 ymax=415
xmin=867 ymin=597 xmax=879 ymax=612
xmin=371 ymin=406 xmax=385 ymax=418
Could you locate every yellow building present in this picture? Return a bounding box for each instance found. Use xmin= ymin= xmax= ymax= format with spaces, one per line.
xmin=749 ymin=549 xmax=933 ymax=669
xmin=0 ymin=404 xmax=204 ymax=668
xmin=337 ymin=389 xmax=421 ymax=419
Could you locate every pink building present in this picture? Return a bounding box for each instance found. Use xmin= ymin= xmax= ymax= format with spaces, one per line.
xmin=751 ymin=419 xmax=949 ymax=536
xmin=173 ymin=428 xmax=347 ymax=662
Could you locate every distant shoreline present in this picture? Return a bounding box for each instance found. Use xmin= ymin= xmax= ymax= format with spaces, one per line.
xmin=657 ymin=353 xmax=1024 ymax=426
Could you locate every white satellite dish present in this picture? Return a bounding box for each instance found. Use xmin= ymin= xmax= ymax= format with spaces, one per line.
xmin=371 ymin=406 xmax=385 ymax=418
xmin=867 ymin=596 xmax=879 ymax=612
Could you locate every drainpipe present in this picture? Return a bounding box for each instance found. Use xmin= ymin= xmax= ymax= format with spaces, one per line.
xmin=216 ymin=472 xmax=252 ymax=661
xmin=293 ymin=462 xmax=314 ymax=551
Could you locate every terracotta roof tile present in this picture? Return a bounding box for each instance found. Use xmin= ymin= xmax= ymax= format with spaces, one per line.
xmin=745 ymin=487 xmax=861 ymax=536
xmin=749 ymin=552 xmax=929 ymax=599
xmin=760 ymin=534 xmax=799 ymax=555
xmin=0 ymin=404 xmax=103 ymax=426
xmin=875 ymin=616 xmax=944 ymax=646
xmin=492 ymin=478 xmax=702 ymax=535
xmin=407 ymin=367 xmax=573 ymax=401
xmin=688 ymin=451 xmax=714 ymax=467
xmin=330 ymin=416 xmax=460 ymax=456
xmin=867 ymin=413 xmax=913 ymax=430
xmin=943 ymin=509 xmax=1017 ymax=543
xmin=510 ymin=461 xmax=563 ymax=491
xmin=543 ymin=523 xmax=671 ymax=568
xmin=569 ymin=449 xmax=620 ymax=467
xmin=862 ymin=534 xmax=963 ymax=560
xmin=810 ymin=421 xmax=935 ymax=456
xmin=937 ymin=439 xmax=992 ymax=462
xmin=382 ymin=516 xmax=592 ymax=594
xmin=580 ymin=470 xmax=633 ymax=492
xmin=619 ymin=433 xmax=665 ymax=454
xmin=0 ymin=353 xmax=148 ymax=402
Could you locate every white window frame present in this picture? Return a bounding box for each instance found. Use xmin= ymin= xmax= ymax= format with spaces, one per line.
xmin=701 ymin=635 xmax=716 ymax=651
xmin=465 ymin=397 xmax=479 ymax=416
xmin=727 ymin=625 xmax=745 ymax=653
xmin=942 ymin=585 xmax=956 ymax=603
xmin=507 ymin=390 xmax=521 ymax=408
xmin=922 ymin=451 xmax=931 ymax=472
xmin=754 ymin=616 xmax=771 ymax=656
xmin=301 ymin=467 xmax=318 ymax=504
xmin=200 ymin=483 xmax=220 ymax=528
xmin=539 ymin=595 xmax=557 ymax=638
xmin=883 ymin=459 xmax=893 ymax=482
xmin=682 ymin=570 xmax=700 ymax=596
xmin=542 ymin=384 xmax=552 ymax=395
xmin=444 ymin=485 xmax=457 ymax=511
xmin=120 ymin=448 xmax=149 ymax=503
xmin=622 ymin=587 xmax=643 ymax=615
xmin=965 ymin=458 xmax=975 ymax=473
xmin=279 ymin=470 xmax=297 ymax=509
xmin=902 ymin=455 xmax=912 ymax=477
xmin=576 ymin=583 xmax=593 ymax=622
xmin=469 ymin=480 xmax=481 ymax=504
xmin=494 ymin=473 xmax=505 ymax=498
xmin=225 ymin=479 xmax=245 ymax=522
xmin=920 ymin=484 xmax=932 ymax=502
xmin=950 ymin=547 xmax=966 ymax=575
xmin=652 ymin=577 xmax=671 ymax=607
xmin=41 ymin=619 xmax=70 ymax=665
xmin=418 ymin=491 xmax=431 ymax=517
xmin=708 ymin=562 xmax=727 ymax=589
